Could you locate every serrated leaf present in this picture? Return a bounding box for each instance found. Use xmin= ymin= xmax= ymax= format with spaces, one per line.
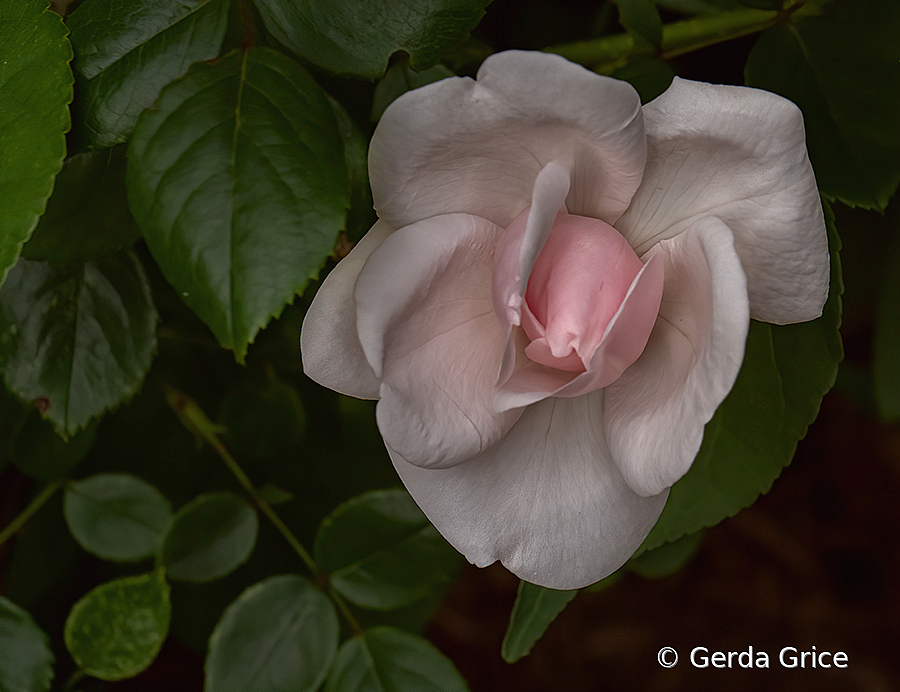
xmin=627 ymin=530 xmax=704 ymax=579
xmin=64 ymin=473 xmax=172 ymax=562
xmin=615 ymin=0 xmax=663 ymax=46
xmin=745 ymin=1 xmax=900 ymax=210
xmin=66 ymin=0 xmax=229 ymax=148
xmin=64 ymin=570 xmax=171 ymax=681
xmin=315 ymin=489 xmax=461 ymax=610
xmin=875 ymin=224 xmax=900 ymax=421
xmin=253 ymin=0 xmax=490 ymax=79
xmin=158 ymin=492 xmax=258 ymax=582
xmin=128 ymin=47 xmax=350 ymax=360
xmin=0 ymin=0 xmax=72 ymax=286
xmin=642 ymin=201 xmax=842 ymax=550
xmin=205 ymin=575 xmax=338 ymax=692
xmin=500 ymin=582 xmax=577 ymax=663
xmin=0 ymin=250 xmax=158 ymax=438
xmin=371 ymin=61 xmax=455 ymax=121
xmin=326 ymin=627 xmax=468 ymax=692
xmin=0 ymin=597 xmax=55 ymax=692
xmin=10 ymin=410 xmax=95 ymax=481
xmin=22 ymin=147 xmax=140 ymax=263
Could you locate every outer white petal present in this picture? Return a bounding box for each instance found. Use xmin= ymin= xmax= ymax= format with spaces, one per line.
xmin=390 ymin=393 xmax=669 ymax=590
xmin=369 ymin=50 xmax=646 ymax=230
xmin=604 ymin=217 xmax=750 ymax=497
xmin=354 ymin=213 xmax=521 ymax=469
xmin=300 ymin=221 xmax=393 ymax=399
xmin=617 ymin=78 xmax=828 ymax=325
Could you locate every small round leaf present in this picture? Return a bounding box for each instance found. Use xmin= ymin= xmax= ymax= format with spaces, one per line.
xmin=64 ymin=473 xmax=172 ymax=562
xmin=205 ymin=575 xmax=339 ymax=692
xmin=64 ymin=570 xmax=171 ymax=681
xmin=158 ymin=493 xmax=258 ymax=582
xmin=326 ymin=627 xmax=468 ymax=692
xmin=0 ymin=597 xmax=54 ymax=692
xmin=315 ymin=489 xmax=461 ymax=610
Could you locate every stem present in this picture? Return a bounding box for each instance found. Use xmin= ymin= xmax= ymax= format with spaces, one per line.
xmin=0 ymin=479 xmax=64 ymax=548
xmin=544 ymin=0 xmax=821 ymax=74
xmin=164 ymin=385 xmax=364 ymax=635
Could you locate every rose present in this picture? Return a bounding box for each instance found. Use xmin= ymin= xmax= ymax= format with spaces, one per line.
xmin=301 ymin=51 xmax=828 ymax=589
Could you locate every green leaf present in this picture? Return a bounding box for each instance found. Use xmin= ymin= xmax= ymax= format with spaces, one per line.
xmin=64 ymin=473 xmax=173 ymax=562
xmin=0 ymin=250 xmax=158 ymax=438
xmin=500 ymin=582 xmax=577 ymax=663
xmin=252 ymin=0 xmax=491 ymax=79
xmin=326 ymin=627 xmax=468 ymax=692
xmin=0 ymin=0 xmax=72 ymax=286
xmin=615 ymin=0 xmax=663 ymax=46
xmin=66 ymin=0 xmax=229 ymax=148
xmin=158 ymin=492 xmax=258 ymax=582
xmin=315 ymin=489 xmax=461 ymax=610
xmin=11 ymin=410 xmax=95 ymax=481
xmin=205 ymin=575 xmax=339 ymax=692
xmin=643 ymin=201 xmax=842 ymax=550
xmin=627 ymin=530 xmax=704 ymax=579
xmin=64 ymin=569 xmax=171 ymax=681
xmin=875 ymin=226 xmax=900 ymax=421
xmin=745 ymin=0 xmax=900 ymax=210
xmin=22 ymin=147 xmax=140 ymax=263
xmin=127 ymin=47 xmax=350 ymax=360
xmin=371 ymin=61 xmax=455 ymax=121
xmin=0 ymin=597 xmax=55 ymax=692
xmin=218 ymin=374 xmax=305 ymax=459
xmin=611 ymin=58 xmax=674 ymax=104
xmin=329 ymin=96 xmax=375 ymax=243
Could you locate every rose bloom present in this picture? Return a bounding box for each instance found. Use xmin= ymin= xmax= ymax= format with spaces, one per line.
xmin=301 ymin=51 xmax=828 ymax=589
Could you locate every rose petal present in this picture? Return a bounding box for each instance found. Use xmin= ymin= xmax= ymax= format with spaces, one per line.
xmin=492 ymin=161 xmax=571 ymax=330
xmin=617 ymin=77 xmax=828 ymax=325
xmin=389 ymin=393 xmax=669 ymax=590
xmin=369 ymin=50 xmax=647 ymax=231
xmin=605 ymin=217 xmax=750 ymax=497
xmin=354 ymin=213 xmax=521 ymax=469
xmin=300 ymin=220 xmax=393 ymax=399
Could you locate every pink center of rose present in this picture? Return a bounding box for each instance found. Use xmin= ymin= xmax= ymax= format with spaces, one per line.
xmin=494 ymin=208 xmax=665 ymax=390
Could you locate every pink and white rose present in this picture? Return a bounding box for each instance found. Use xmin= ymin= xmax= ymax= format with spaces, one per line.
xmin=301 ymin=51 xmax=828 ymax=589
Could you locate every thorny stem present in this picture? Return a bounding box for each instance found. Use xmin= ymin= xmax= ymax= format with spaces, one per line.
xmin=0 ymin=479 xmax=65 ymax=549
xmin=164 ymin=385 xmax=364 ymax=635
xmin=544 ymin=0 xmax=827 ymax=74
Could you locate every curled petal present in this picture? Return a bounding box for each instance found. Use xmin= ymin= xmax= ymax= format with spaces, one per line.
xmin=370 ymin=50 xmax=647 ymax=231
xmin=354 ymin=214 xmax=521 ymax=469
xmin=617 ymin=78 xmax=828 ymax=325
xmin=605 ymin=217 xmax=750 ymax=497
xmin=492 ymin=160 xmax=571 ymax=330
xmin=300 ymin=221 xmax=393 ymax=399
xmin=389 ymin=393 xmax=669 ymax=590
